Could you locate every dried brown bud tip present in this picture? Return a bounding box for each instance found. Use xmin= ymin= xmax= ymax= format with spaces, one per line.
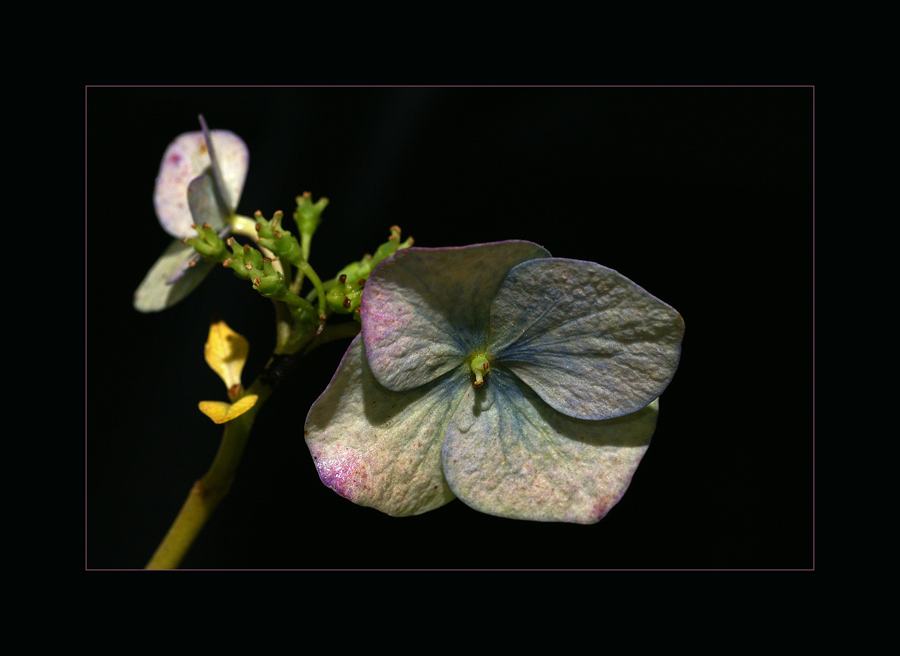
xmin=339 ymin=274 xmax=347 ymax=283
xmin=343 ymin=297 xmax=352 ymax=309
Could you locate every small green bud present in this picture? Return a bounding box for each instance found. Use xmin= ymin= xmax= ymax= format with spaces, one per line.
xmin=222 ymin=239 xmax=265 ymax=282
xmin=184 ymin=222 xmax=227 ymax=261
xmin=255 ymin=210 xmax=304 ymax=264
xmin=252 ymin=261 xmax=285 ymax=296
xmin=326 ymin=273 xmax=365 ymax=315
xmin=243 ymin=244 xmax=264 ymax=271
xmin=469 ymin=354 xmax=491 ymax=388
xmin=294 ymin=192 xmax=329 ymax=241
xmin=222 ymin=239 xmax=250 ymax=279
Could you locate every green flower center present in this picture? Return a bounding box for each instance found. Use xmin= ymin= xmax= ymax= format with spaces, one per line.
xmin=469 ymin=354 xmax=491 ymax=388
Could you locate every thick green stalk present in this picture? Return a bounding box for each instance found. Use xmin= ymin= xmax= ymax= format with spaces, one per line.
xmin=145 ymin=381 xmax=272 ymax=570
xmin=143 ymin=321 xmax=358 ymax=570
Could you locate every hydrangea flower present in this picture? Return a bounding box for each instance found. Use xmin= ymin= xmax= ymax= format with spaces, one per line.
xmin=304 ymin=241 xmax=684 ymax=524
xmin=133 ymin=116 xmax=249 ymax=312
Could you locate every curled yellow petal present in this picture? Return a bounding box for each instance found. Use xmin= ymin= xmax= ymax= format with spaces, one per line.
xmin=198 ymin=395 xmax=258 ymax=424
xmin=204 ymin=316 xmax=249 ymax=390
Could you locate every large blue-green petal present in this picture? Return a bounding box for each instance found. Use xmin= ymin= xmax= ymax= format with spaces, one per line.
xmin=304 ymin=336 xmax=468 ymax=517
xmin=132 ymin=238 xmax=216 ymax=312
xmin=442 ymin=368 xmax=657 ymax=524
xmin=489 ymin=258 xmax=684 ymax=420
xmin=361 ymin=241 xmax=550 ymax=392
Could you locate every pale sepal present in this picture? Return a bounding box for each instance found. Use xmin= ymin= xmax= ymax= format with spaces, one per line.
xmin=362 ymin=241 xmax=550 ymax=392
xmin=442 ymin=368 xmax=657 ymax=524
xmin=133 ymin=239 xmax=216 ymax=313
xmin=490 ymin=258 xmax=684 ymax=420
xmin=304 ymin=336 xmax=465 ymax=516
xmin=153 ymin=128 xmax=248 ymax=239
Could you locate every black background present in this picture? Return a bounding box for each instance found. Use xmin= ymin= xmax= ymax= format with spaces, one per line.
xmin=86 ymin=86 xmax=813 ymax=570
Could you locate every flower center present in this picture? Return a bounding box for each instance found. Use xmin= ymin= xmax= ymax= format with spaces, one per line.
xmin=469 ymin=354 xmax=491 ymax=388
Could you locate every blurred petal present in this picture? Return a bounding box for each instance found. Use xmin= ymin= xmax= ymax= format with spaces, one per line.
xmin=362 ymin=241 xmax=550 ymax=391
xmin=199 ymin=115 xmax=241 ymax=212
xmin=153 ymin=129 xmax=248 ymax=238
xmin=304 ymin=336 xmax=466 ymax=516
xmin=204 ymin=316 xmax=249 ymax=390
xmin=198 ymin=395 xmax=258 ymax=424
xmin=133 ymin=239 xmax=215 ymax=312
xmin=489 ymin=258 xmax=684 ymax=420
xmin=186 ymin=173 xmax=226 ymax=229
xmin=443 ymin=369 xmax=657 ymax=524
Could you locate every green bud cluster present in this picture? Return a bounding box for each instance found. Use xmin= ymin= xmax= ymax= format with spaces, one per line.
xmin=221 ymin=237 xmax=309 ymax=309
xmin=324 ymin=225 xmax=414 ymax=318
xmin=175 ymin=194 xmax=332 ymax=351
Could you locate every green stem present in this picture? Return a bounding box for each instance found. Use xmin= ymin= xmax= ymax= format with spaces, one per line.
xmin=296 ymin=260 xmax=327 ymax=320
xmin=143 ymin=318 xmax=360 ymax=570
xmin=273 ymin=301 xmax=294 ymax=352
xmin=145 ymin=381 xmax=271 ymax=570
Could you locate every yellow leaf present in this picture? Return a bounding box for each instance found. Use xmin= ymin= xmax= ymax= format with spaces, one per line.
xmin=198 ymin=395 xmax=258 ymax=424
xmin=204 ymin=316 xmax=249 ymax=390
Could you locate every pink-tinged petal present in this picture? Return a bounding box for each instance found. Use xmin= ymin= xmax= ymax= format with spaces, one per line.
xmin=153 ymin=129 xmax=248 ymax=238
xmin=489 ymin=258 xmax=684 ymax=420
xmin=133 ymin=239 xmax=216 ymax=312
xmin=304 ymin=336 xmax=467 ymax=516
xmin=442 ymin=369 xmax=657 ymax=524
xmin=361 ymin=241 xmax=550 ymax=392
